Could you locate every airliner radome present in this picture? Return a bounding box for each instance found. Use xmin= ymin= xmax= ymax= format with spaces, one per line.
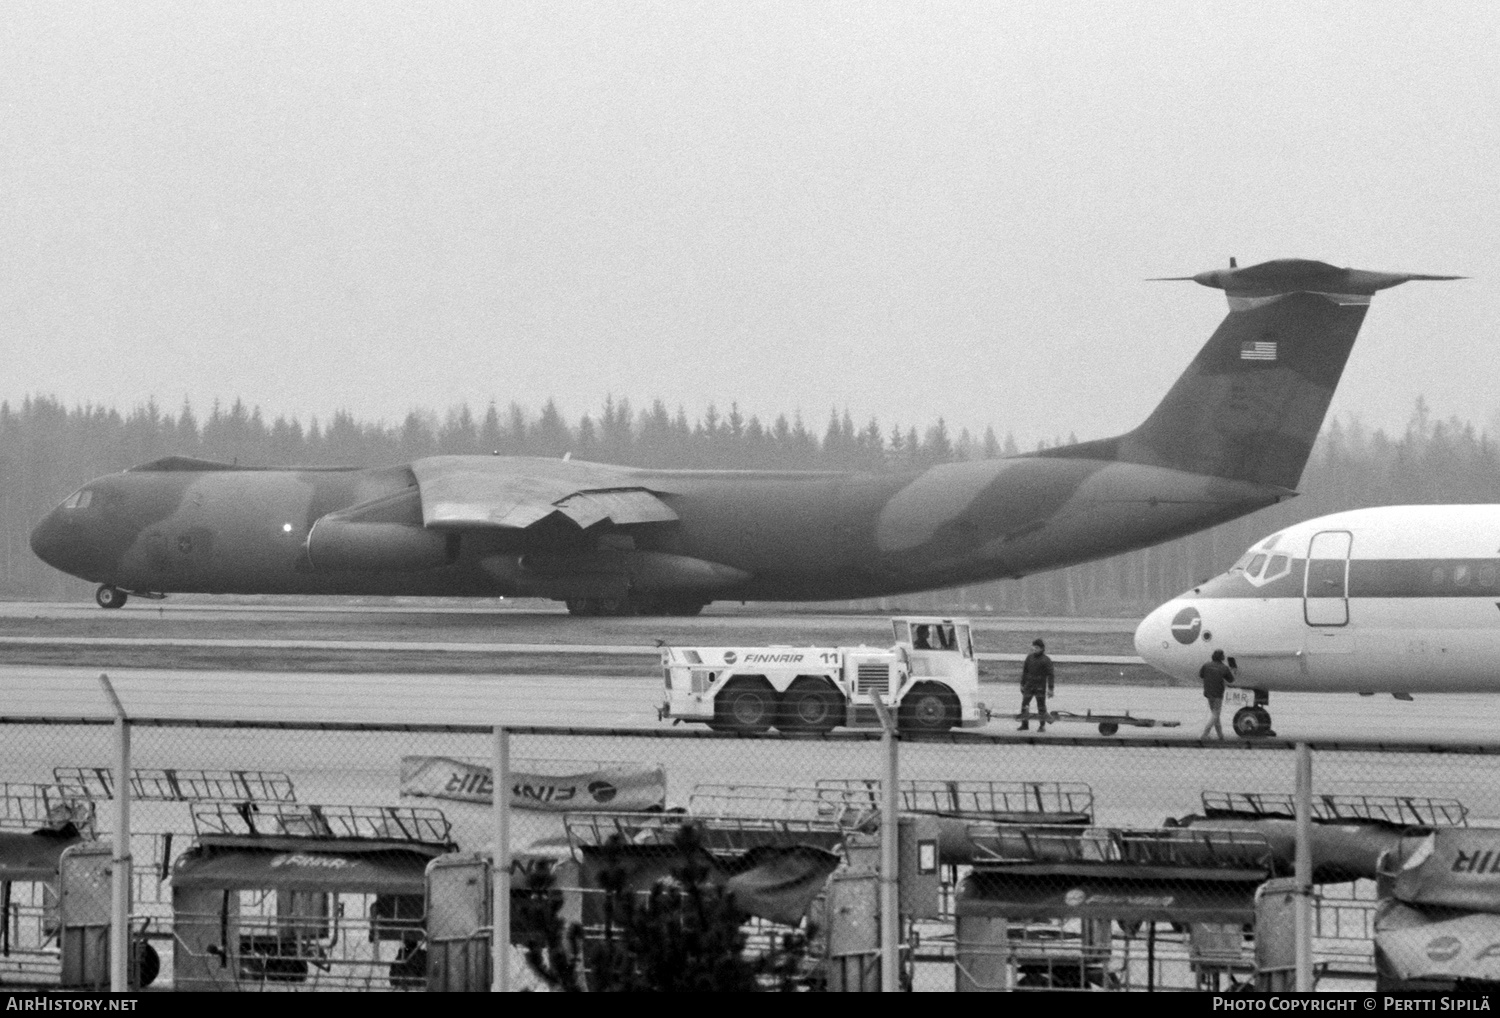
xmin=30 ymin=259 xmax=1456 ymax=616
xmin=1137 ymin=505 xmax=1500 ymax=736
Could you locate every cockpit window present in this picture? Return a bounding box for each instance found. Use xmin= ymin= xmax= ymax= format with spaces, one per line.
xmin=1261 ymin=532 xmax=1284 ymax=552
xmin=1246 ymin=554 xmax=1268 ymax=578
xmin=61 ymin=490 xmax=92 ymax=510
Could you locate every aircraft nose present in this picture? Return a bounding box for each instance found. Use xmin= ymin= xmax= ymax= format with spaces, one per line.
xmin=1135 ymin=599 xmax=1198 ymax=679
xmin=29 ymin=509 xmax=66 ymax=569
xmin=29 ymin=506 xmax=107 ymax=580
xmin=1134 ymin=603 xmax=1170 ymax=662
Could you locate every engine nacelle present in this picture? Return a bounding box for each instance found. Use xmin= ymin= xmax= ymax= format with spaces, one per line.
xmin=305 ymin=519 xmax=457 ymax=572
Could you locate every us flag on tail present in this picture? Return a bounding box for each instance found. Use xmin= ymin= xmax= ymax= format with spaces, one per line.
xmin=1240 ymin=340 xmax=1277 ymax=361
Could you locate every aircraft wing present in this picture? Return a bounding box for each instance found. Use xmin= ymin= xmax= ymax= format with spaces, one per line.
xmin=409 ymin=455 xmax=679 ymax=530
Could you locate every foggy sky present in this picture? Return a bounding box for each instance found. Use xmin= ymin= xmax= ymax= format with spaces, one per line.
xmin=4 ymin=2 xmax=1498 ymax=451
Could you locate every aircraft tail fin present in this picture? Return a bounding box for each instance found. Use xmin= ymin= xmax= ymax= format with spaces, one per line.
xmin=1058 ymin=259 xmax=1459 ymax=490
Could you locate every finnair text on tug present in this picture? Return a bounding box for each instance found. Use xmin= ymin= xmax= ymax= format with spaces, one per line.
xmin=1137 ymin=505 xmax=1500 ymax=737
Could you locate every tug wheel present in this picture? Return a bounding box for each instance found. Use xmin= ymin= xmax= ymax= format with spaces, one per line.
xmin=780 ymin=681 xmax=841 ymax=733
xmin=899 ymin=684 xmax=959 ymax=733
xmin=715 ymin=679 xmax=776 ymax=733
xmin=95 ymin=585 xmax=127 ymax=609
xmin=1098 ymin=722 xmax=1119 ymax=736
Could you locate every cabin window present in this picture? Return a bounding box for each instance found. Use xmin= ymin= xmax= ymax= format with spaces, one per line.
xmin=893 ymin=621 xmax=911 ymax=645
xmin=1431 ymin=566 xmax=1446 ymax=587
xmin=957 ymin=625 xmax=973 ymax=659
xmin=1482 ymin=565 xmax=1497 ymax=587
xmin=1246 ymin=554 xmax=1267 ymax=578
xmin=1454 ymin=564 xmax=1472 ymax=587
xmin=61 ymin=489 xmax=92 ymax=510
xmin=935 ymin=624 xmax=957 ymax=650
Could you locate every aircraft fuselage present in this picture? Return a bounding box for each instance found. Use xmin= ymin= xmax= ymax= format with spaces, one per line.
xmin=30 ymin=455 xmax=1280 ymax=602
xmin=1136 ymin=505 xmax=1500 ymax=694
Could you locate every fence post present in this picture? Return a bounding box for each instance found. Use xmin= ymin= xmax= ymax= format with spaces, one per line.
xmin=1294 ymin=741 xmax=1313 ymax=991
xmin=98 ymin=674 xmax=131 ymax=993
xmin=872 ymin=695 xmax=901 ymax=992
xmin=492 ymin=726 xmax=511 ymax=992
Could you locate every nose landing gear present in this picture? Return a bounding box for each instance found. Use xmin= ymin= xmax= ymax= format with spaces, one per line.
xmin=1231 ymin=705 xmax=1275 ymax=739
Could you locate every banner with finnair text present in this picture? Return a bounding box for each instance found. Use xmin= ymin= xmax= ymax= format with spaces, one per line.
xmin=400 ymin=756 xmax=666 ymax=813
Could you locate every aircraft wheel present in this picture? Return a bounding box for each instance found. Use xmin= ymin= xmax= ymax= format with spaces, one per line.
xmin=1232 ymin=706 xmax=1272 ymax=739
xmin=899 ymin=684 xmax=958 ymax=733
xmin=95 ymin=585 xmax=127 ymax=609
xmin=1098 ymin=722 xmax=1119 ymax=736
xmin=715 ymin=680 xmax=775 ymax=733
xmin=779 ymin=682 xmax=840 ymax=733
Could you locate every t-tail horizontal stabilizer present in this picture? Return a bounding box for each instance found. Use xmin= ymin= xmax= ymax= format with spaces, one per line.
xmin=1067 ymin=258 xmax=1460 ymax=491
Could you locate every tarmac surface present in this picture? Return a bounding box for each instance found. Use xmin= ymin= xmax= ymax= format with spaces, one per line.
xmin=5 ymin=598 xmax=1500 ymax=827
xmin=0 ymin=599 xmax=1146 ymax=676
xmin=1 ymin=598 xmax=1498 ymax=741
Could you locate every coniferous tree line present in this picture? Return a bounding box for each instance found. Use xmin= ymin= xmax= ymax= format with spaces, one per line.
xmin=3 ymin=394 xmax=1496 ymax=612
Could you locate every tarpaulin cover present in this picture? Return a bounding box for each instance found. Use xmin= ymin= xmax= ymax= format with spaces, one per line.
xmin=956 ymin=871 xmax=1262 ymax=924
xmin=1181 ymin=815 xmax=1406 ymax=883
xmin=1390 ymin=829 xmax=1500 ymax=913
xmin=0 ymin=829 xmax=82 ymax=881
xmin=401 ymin=756 xmax=667 ymax=813
xmin=1375 ymin=901 xmax=1500 ymax=983
xmin=577 ymin=843 xmax=841 ymax=926
xmin=172 ymin=842 xmax=442 ymax=894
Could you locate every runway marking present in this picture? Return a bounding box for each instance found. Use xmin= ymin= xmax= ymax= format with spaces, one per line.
xmin=0 ymin=635 xmax=1144 ymax=665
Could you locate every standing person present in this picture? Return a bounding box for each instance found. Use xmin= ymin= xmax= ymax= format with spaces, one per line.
xmin=1199 ymin=649 xmax=1233 ymax=740
xmin=1018 ymin=638 xmax=1054 ymax=732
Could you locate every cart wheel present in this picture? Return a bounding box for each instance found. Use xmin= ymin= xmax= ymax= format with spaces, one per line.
xmin=133 ymin=940 xmax=160 ymax=988
xmin=1097 ymin=722 xmax=1119 ymax=736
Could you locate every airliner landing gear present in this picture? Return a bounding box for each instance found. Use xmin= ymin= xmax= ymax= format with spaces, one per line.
xmin=95 ymin=584 xmax=127 ymax=609
xmin=1232 ymin=705 xmax=1274 ymax=739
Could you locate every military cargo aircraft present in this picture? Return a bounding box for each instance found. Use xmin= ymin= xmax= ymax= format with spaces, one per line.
xmin=30 ymin=259 xmax=1455 ymax=616
xmin=1137 ymin=504 xmax=1500 ymax=738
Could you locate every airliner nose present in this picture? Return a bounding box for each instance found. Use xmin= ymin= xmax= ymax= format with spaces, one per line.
xmin=1134 ymin=602 xmax=1174 ymax=663
xmin=1135 ymin=599 xmax=1199 ymax=681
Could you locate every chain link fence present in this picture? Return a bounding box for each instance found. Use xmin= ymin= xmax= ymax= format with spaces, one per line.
xmin=2 ymin=713 xmax=1499 ymax=992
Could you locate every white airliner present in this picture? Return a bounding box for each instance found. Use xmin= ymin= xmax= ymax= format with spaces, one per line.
xmin=1135 ymin=505 xmax=1500 ymax=737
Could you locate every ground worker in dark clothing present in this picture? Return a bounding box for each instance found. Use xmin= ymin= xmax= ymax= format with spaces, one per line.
xmin=1199 ymin=649 xmax=1234 ymax=740
xmin=1018 ymin=638 xmax=1054 ymax=732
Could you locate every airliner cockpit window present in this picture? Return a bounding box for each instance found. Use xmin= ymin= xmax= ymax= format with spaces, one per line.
xmin=1246 ymin=554 xmax=1267 ymax=578
xmin=1264 ymin=555 xmax=1290 ymax=580
xmin=61 ymin=490 xmax=92 ymax=510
